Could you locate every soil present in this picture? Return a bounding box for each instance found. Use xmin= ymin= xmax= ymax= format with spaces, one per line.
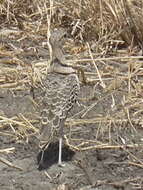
xmin=0 ymin=86 xmax=143 ymax=190
xmin=0 ymin=28 xmax=143 ymax=190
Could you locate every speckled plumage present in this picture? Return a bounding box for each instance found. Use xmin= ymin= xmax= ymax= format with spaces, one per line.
xmin=40 ymin=72 xmax=80 ymax=143
xmin=38 ymin=28 xmax=80 ymax=166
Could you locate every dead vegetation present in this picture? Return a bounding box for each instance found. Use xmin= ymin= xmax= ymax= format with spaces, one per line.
xmin=0 ymin=0 xmax=143 ymax=187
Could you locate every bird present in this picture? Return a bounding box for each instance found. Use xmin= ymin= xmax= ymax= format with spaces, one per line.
xmin=38 ymin=28 xmax=80 ymax=167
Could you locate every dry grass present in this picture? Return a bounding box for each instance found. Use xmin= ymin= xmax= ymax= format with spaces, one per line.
xmin=0 ymin=0 xmax=143 ymax=154
xmin=1 ymin=0 xmax=143 ymax=44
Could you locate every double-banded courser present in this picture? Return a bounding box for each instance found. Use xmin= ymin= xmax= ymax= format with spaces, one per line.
xmin=39 ymin=28 xmax=80 ymax=166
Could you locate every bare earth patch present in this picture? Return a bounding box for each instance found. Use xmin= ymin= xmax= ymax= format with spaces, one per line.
xmin=1 ymin=1 xmax=143 ymax=188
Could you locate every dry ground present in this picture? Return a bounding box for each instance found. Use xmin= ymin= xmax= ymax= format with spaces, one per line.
xmin=1 ymin=1 xmax=143 ymax=189
xmin=0 ymin=79 xmax=143 ymax=190
xmin=1 ymin=48 xmax=143 ymax=190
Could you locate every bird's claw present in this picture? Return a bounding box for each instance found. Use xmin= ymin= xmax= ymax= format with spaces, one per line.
xmin=58 ymin=162 xmax=65 ymax=167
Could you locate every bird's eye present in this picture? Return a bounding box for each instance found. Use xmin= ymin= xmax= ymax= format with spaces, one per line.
xmin=63 ymin=33 xmax=67 ymax=38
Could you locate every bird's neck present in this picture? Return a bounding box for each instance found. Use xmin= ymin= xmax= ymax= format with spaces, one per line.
xmin=50 ymin=44 xmax=76 ymax=74
xmin=51 ymin=59 xmax=76 ymax=74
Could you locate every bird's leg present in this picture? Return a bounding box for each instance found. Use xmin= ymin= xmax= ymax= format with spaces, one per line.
xmin=58 ymin=120 xmax=65 ymax=167
xmin=58 ymin=137 xmax=62 ymax=166
xmin=38 ymin=141 xmax=49 ymax=167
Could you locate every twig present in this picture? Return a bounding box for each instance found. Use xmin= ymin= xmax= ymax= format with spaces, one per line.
xmin=128 ymin=161 xmax=143 ymax=169
xmin=65 ymin=117 xmax=141 ymax=126
xmin=69 ymin=56 xmax=143 ymax=63
xmin=86 ymin=42 xmax=106 ymax=88
xmin=0 ymin=157 xmax=23 ymax=171
xmin=0 ymin=147 xmax=15 ymax=153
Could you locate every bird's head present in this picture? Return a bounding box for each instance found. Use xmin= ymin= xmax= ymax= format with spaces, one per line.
xmin=49 ymin=28 xmax=67 ymax=47
xmin=49 ymin=28 xmax=76 ymax=74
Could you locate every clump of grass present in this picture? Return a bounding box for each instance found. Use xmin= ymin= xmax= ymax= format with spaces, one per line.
xmin=1 ymin=0 xmax=143 ymax=156
xmin=61 ymin=0 xmax=143 ymax=51
xmin=1 ymin=0 xmax=143 ymax=48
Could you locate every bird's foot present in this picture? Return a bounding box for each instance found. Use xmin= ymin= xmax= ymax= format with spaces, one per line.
xmin=58 ymin=162 xmax=65 ymax=167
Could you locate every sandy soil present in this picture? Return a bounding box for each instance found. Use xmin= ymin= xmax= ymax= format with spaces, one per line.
xmin=0 ymin=86 xmax=143 ymax=190
xmin=0 ymin=26 xmax=143 ymax=190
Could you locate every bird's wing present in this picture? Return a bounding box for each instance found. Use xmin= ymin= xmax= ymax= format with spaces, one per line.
xmin=39 ymin=73 xmax=79 ymax=142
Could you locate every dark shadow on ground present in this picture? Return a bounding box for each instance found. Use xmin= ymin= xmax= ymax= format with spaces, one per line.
xmin=37 ymin=141 xmax=75 ymax=170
